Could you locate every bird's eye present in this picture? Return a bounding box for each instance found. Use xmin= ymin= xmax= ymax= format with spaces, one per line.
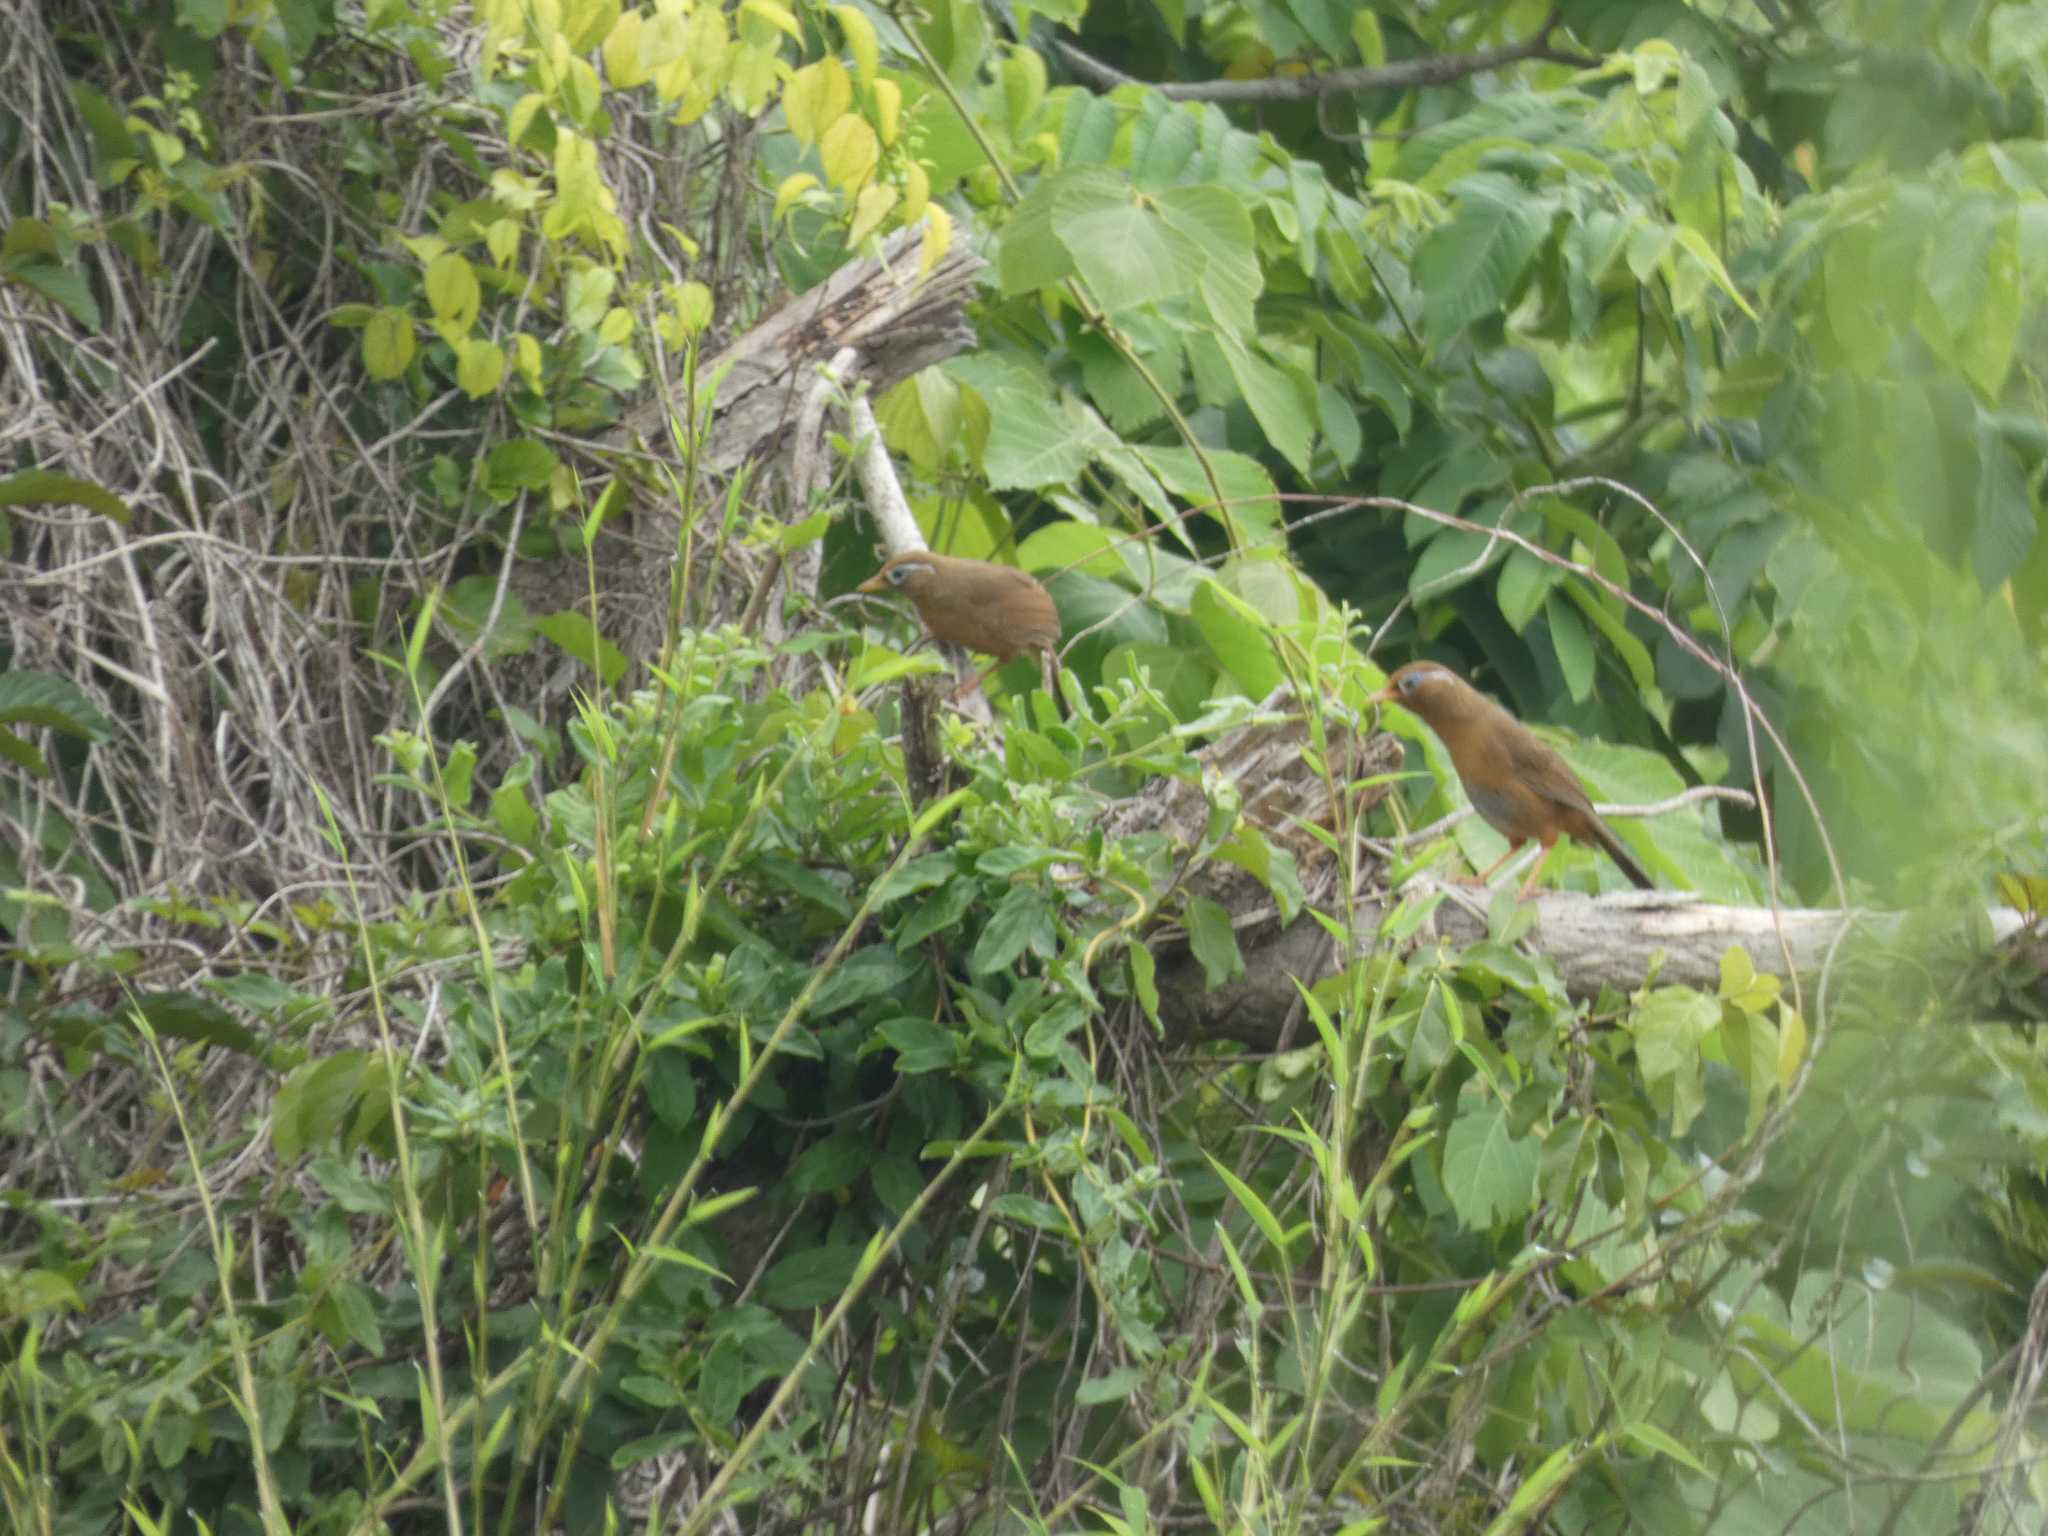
xmin=888 ymin=565 xmax=910 ymax=586
xmin=1400 ymin=672 xmax=1422 ymax=694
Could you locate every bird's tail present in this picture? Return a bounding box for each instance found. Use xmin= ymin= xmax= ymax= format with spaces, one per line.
xmin=1589 ymin=818 xmax=1654 ymax=889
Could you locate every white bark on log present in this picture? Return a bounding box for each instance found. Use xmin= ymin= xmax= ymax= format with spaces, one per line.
xmin=1158 ymin=881 xmax=2044 ymax=1049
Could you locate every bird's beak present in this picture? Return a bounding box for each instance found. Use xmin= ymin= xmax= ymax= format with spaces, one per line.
xmin=1367 ymin=684 xmax=1397 ymax=707
xmin=856 ymin=573 xmax=888 ymax=594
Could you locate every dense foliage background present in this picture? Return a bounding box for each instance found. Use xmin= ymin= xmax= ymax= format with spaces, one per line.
xmin=5 ymin=1 xmax=2048 ymax=1532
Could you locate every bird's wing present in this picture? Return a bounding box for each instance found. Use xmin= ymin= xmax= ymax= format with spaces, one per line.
xmin=1501 ymin=728 xmax=1597 ymax=815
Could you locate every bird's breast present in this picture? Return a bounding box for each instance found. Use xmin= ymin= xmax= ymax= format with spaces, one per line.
xmin=1464 ymin=777 xmax=1550 ymax=843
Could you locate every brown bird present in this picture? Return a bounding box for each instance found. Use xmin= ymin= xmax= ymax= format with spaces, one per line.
xmin=1370 ymin=661 xmax=1653 ymax=896
xmin=857 ymin=550 xmax=1061 ymax=698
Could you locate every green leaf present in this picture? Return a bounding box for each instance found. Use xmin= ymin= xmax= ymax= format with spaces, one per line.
xmin=1625 ymin=987 xmax=1717 ymax=1135
xmin=1159 ymin=184 xmax=1260 ymax=336
xmin=1056 ymin=180 xmax=1205 ymax=314
xmin=1134 ymin=445 xmax=1282 ymax=546
xmin=1822 ymin=224 xmax=1890 ymax=374
xmin=363 ymin=306 xmax=415 ymax=379
xmin=1190 ymin=576 xmax=1281 ymax=698
xmin=988 ymin=1193 xmax=1072 ymax=1233
xmin=868 ymin=1154 xmax=925 ymax=1214
xmin=997 ymin=168 xmax=1104 ymax=295
xmin=875 ymin=1016 xmax=959 ymax=1074
xmin=1409 ymin=526 xmax=1505 ymax=597
xmin=1563 ymin=581 xmax=1656 ymax=693
xmin=870 ymin=852 xmax=958 ymax=907
xmin=531 ymin=612 xmax=627 ymax=685
xmin=1184 ymin=896 xmax=1243 ymax=988
xmin=1215 ymin=334 xmax=1315 ymax=477
xmin=757 ymin=1244 xmax=862 ymax=1307
xmin=1022 ymin=996 xmax=1088 ymax=1058
xmin=1414 ymin=174 xmax=1550 ymax=349
xmin=1439 ymin=1094 xmax=1538 ymax=1231
xmin=948 ymin=355 xmax=1111 ymax=491
xmin=1545 ymin=592 xmax=1594 ymax=702
xmin=0 ymin=670 xmax=115 ymax=740
xmin=1972 ymin=419 xmax=2036 ymax=589
xmin=642 ymin=1046 xmax=698 ymax=1129
xmin=128 ymin=990 xmax=267 ymax=1059
xmin=1496 ymin=548 xmax=1557 ymax=631
xmin=1206 ymin=1152 xmax=1300 ymax=1258
xmin=898 ymin=876 xmax=979 ymax=948
xmin=970 ymin=884 xmax=1057 ymax=975
xmin=6 ymin=259 xmax=100 ymax=329
xmin=1129 ymin=942 xmax=1162 ymax=1033
xmin=483 ymin=439 xmax=558 ymax=498
xmin=808 ymin=945 xmax=914 ymax=1015
xmin=1076 ymin=1368 xmax=1142 ymax=1406
xmin=425 ymin=251 xmax=480 ymax=331
xmin=273 ymin=1051 xmax=373 ymax=1161
xmin=790 ymin=1132 xmax=867 ymax=1195
xmin=1957 ymin=220 xmax=2021 ymax=397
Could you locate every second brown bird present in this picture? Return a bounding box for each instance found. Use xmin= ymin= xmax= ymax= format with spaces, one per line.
xmin=858 ymin=550 xmax=1060 ymax=697
xmin=1371 ymin=661 xmax=1652 ymax=896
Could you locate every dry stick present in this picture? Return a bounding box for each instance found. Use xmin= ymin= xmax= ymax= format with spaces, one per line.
xmin=1051 ymin=7 xmax=1598 ymax=103
xmin=1383 ymin=783 xmax=1759 ymax=850
xmin=740 ymin=347 xmax=861 ymax=644
xmin=419 ymin=500 xmax=526 ymax=724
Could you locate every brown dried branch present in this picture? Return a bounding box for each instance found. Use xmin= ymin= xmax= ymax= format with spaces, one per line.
xmin=1051 ymin=13 xmax=1599 ymax=105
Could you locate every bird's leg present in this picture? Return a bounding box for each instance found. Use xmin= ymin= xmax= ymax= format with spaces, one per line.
xmin=951 ymin=656 xmax=1003 ymax=704
xmin=1514 ymin=837 xmax=1562 ymax=898
xmin=1472 ymin=840 xmax=1528 ymax=886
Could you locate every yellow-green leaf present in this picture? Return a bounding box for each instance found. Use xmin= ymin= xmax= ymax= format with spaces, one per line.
xmin=602 ymin=8 xmax=647 ymax=87
xmin=1671 ymin=225 xmax=1757 ymax=320
xmin=557 ymin=51 xmax=604 ymax=130
xmin=491 ymin=168 xmax=542 ymax=212
xmin=363 ymin=307 xmax=415 ymax=380
xmin=728 ymin=41 xmax=782 ymax=114
xmin=784 ymin=58 xmax=851 ymax=149
xmin=562 ymin=0 xmax=619 ymax=53
xmin=1000 ymin=48 xmax=1045 ymax=138
xmin=831 ymin=4 xmax=878 ymax=86
xmin=819 ymin=113 xmax=879 ymax=191
xmin=774 ymin=171 xmax=822 ymax=222
xmin=563 ymin=262 xmax=614 ymax=331
xmin=456 ymin=337 xmax=505 ymax=398
xmin=672 ymin=279 xmax=713 ymax=335
xmin=485 ymin=217 xmax=521 ymax=269
xmin=848 ymin=182 xmax=897 ymax=245
xmin=901 ymin=160 xmax=930 ymax=224
xmin=1718 ymin=945 xmax=1755 ymax=1000
xmin=514 ymin=332 xmax=543 ymax=388
xmin=425 ymin=252 xmax=480 ymax=332
xmin=507 ymin=91 xmax=548 ymax=150
xmin=1777 ymin=1006 xmax=1807 ymax=1089
xmin=1351 ymin=10 xmax=1384 ymax=66
xmin=872 ymin=78 xmax=901 ymax=146
xmin=921 ymin=205 xmax=952 ymax=275
xmin=641 ymin=4 xmax=686 ymax=63
xmin=740 ymin=0 xmax=801 ymax=41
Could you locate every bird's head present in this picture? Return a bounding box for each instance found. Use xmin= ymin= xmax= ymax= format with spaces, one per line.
xmin=1369 ymin=661 xmax=1476 ymax=724
xmin=857 ymin=555 xmax=939 ymax=597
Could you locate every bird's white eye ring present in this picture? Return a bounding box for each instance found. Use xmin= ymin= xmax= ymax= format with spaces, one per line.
xmin=1400 ymin=672 xmax=1422 ymax=693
